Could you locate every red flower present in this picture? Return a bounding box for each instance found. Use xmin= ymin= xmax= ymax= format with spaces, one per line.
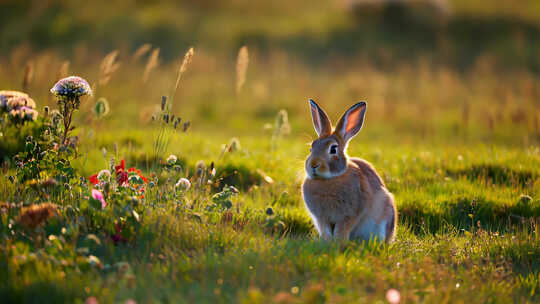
xmin=115 ymin=159 xmax=125 ymax=175
xmin=89 ymin=174 xmax=99 ymax=185
xmin=128 ymin=167 xmax=148 ymax=183
xmin=117 ymin=171 xmax=128 ymax=186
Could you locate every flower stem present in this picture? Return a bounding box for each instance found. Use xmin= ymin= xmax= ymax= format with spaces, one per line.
xmin=61 ymin=98 xmax=76 ymax=145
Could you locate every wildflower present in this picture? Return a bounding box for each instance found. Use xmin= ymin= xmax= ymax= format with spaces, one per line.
xmin=8 ymin=106 xmax=38 ymax=122
xmin=89 ymin=174 xmax=99 ymax=185
xmin=128 ymin=167 xmax=148 ymax=184
xmin=50 ymin=76 xmax=92 ymax=144
xmin=161 ymin=96 xmax=167 ymax=111
xmin=22 ymin=107 xmax=38 ymax=121
xmin=385 ymin=289 xmax=400 ymax=304
xmin=85 ymin=297 xmax=99 ymax=304
xmin=1 ymin=91 xmax=38 ymax=124
xmin=50 ymin=76 xmax=92 ymax=100
xmin=183 ymin=121 xmax=190 ymax=132
xmin=6 ymin=96 xmax=36 ymax=111
xmin=0 ymin=90 xmax=29 ymax=112
xmin=17 ymin=202 xmax=57 ymax=229
xmin=175 ymin=178 xmax=191 ymax=191
xmin=209 ymin=162 xmax=216 ymax=178
xmin=115 ymin=159 xmax=128 ymax=186
xmin=91 ymin=189 xmax=107 ymax=209
xmin=115 ymin=159 xmax=126 ymax=173
xmin=167 ymin=154 xmax=177 ymax=165
xmin=97 ymin=169 xmax=111 ymax=182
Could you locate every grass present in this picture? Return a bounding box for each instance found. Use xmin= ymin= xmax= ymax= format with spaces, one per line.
xmin=0 ymin=130 xmax=538 ymax=303
xmin=0 ymin=1 xmax=539 ymax=303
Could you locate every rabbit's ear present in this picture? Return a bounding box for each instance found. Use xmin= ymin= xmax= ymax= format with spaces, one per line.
xmin=309 ymin=99 xmax=332 ymax=137
xmin=335 ymin=102 xmax=367 ymax=143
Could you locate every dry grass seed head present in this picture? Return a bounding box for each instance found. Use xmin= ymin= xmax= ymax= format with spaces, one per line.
xmin=236 ymin=46 xmax=249 ymax=94
xmin=143 ymin=48 xmax=160 ymax=83
xmin=172 ymin=47 xmax=195 ymax=101
xmin=132 ymin=43 xmax=152 ymax=61
xmin=99 ymin=50 xmax=121 ymax=86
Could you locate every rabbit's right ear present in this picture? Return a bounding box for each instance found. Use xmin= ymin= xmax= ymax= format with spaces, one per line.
xmin=309 ymin=99 xmax=332 ymax=137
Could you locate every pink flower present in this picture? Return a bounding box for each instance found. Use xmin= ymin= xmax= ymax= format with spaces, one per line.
xmin=175 ymin=178 xmax=191 ymax=191
xmin=91 ymin=189 xmax=107 ymax=209
xmin=386 ymin=288 xmax=400 ymax=304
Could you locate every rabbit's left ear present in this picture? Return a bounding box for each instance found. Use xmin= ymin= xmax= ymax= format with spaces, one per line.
xmin=335 ymin=102 xmax=367 ymax=143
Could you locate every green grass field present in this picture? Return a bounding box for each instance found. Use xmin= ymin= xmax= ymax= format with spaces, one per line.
xmin=1 ymin=1 xmax=539 ymax=303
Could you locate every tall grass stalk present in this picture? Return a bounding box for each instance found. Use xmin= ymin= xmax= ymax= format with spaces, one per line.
xmin=170 ymin=47 xmax=194 ymax=107
xmin=153 ymin=96 xmax=170 ymax=159
xmin=132 ymin=43 xmax=152 ymax=61
xmin=236 ymin=46 xmax=249 ymax=95
xmin=152 ymin=48 xmax=195 ymax=162
xmin=99 ymin=50 xmax=121 ymax=86
xmin=143 ymin=48 xmax=160 ymax=83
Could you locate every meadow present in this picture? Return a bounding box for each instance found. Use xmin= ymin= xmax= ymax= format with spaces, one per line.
xmin=1 ymin=1 xmax=539 ymax=303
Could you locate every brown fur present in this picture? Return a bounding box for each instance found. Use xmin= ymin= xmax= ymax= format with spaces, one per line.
xmin=303 ymin=100 xmax=397 ymax=243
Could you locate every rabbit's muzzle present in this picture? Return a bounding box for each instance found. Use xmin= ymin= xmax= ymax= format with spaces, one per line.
xmin=306 ymin=157 xmax=329 ymax=179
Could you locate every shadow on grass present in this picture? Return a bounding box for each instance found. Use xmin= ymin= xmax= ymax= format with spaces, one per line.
xmin=214 ymin=163 xmax=263 ymax=191
xmin=0 ymin=282 xmax=81 ymax=304
xmin=126 ymin=152 xmax=187 ymax=172
xmin=446 ymin=164 xmax=537 ymax=188
xmin=400 ymin=196 xmax=539 ymax=235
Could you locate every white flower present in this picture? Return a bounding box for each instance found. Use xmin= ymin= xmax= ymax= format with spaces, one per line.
xmin=167 ymin=154 xmax=178 ymax=165
xmin=175 ymin=178 xmax=191 ymax=191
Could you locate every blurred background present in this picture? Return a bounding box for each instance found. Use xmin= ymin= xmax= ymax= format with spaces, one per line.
xmin=0 ymin=0 xmax=539 ymax=145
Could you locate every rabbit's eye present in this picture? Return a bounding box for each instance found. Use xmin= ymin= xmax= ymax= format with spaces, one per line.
xmin=329 ymin=144 xmax=338 ymax=155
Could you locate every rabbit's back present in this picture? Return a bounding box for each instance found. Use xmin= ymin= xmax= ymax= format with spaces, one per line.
xmin=349 ymin=158 xmax=386 ymax=191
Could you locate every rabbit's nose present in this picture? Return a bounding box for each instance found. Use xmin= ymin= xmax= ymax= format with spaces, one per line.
xmin=310 ymin=162 xmax=321 ymax=169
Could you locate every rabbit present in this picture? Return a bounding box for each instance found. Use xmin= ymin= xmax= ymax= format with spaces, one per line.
xmin=302 ymin=99 xmax=397 ymax=243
